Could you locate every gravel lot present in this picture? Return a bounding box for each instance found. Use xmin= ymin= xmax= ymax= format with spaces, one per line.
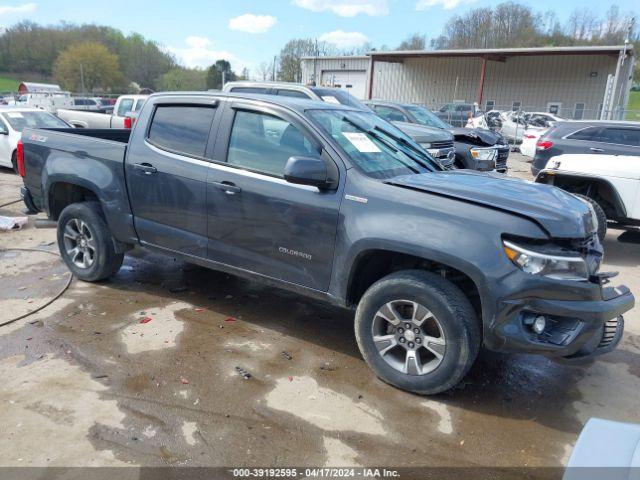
xmin=1 ymin=154 xmax=639 ymax=475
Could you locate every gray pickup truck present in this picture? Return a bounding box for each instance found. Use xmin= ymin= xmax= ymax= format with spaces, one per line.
xmin=18 ymin=92 xmax=634 ymax=395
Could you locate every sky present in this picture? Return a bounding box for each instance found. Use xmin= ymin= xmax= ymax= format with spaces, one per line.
xmin=0 ymin=0 xmax=623 ymax=75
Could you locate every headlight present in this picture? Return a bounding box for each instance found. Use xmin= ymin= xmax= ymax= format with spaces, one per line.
xmin=470 ymin=147 xmax=498 ymax=161
xmin=503 ymin=240 xmax=589 ymax=281
xmin=419 ymin=142 xmax=431 ymax=149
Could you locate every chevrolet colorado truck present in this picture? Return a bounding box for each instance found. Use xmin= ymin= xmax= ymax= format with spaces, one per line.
xmin=18 ymin=92 xmax=634 ymax=395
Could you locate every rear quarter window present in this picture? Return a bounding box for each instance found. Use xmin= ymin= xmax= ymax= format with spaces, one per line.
xmin=147 ymin=105 xmax=216 ymax=157
xmin=566 ymin=127 xmax=600 ymax=141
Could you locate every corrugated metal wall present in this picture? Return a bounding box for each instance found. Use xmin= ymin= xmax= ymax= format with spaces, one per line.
xmin=301 ymin=53 xmax=627 ymax=119
xmin=369 ymin=54 xmax=620 ymax=119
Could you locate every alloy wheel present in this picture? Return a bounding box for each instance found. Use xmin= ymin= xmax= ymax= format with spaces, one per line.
xmin=371 ymin=299 xmax=446 ymax=376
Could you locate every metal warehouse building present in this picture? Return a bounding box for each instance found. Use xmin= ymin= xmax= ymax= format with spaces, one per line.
xmin=301 ymin=45 xmax=635 ymax=120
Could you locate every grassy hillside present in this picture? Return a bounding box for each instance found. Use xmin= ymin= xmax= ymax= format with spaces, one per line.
xmin=0 ymin=75 xmax=19 ymax=92
xmin=627 ymin=90 xmax=640 ymax=121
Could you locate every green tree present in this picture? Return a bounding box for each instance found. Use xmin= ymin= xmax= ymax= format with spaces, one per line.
xmin=53 ymin=42 xmax=125 ymax=92
xmin=156 ymin=68 xmax=206 ymax=91
xmin=206 ymin=60 xmax=237 ymax=90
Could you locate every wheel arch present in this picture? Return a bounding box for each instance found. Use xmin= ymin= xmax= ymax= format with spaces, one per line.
xmin=344 ymin=248 xmax=484 ymax=327
xmin=47 ymin=181 xmax=101 ymax=220
xmin=538 ymin=172 xmax=627 ymax=219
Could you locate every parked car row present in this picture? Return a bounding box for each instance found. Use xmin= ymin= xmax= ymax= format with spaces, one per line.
xmin=365 ymin=100 xmax=509 ymax=172
xmin=223 ymin=82 xmax=510 ymax=173
xmin=17 ymin=90 xmax=633 ymax=396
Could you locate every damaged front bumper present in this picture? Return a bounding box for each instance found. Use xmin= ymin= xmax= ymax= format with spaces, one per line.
xmin=486 ymin=278 xmax=634 ymax=360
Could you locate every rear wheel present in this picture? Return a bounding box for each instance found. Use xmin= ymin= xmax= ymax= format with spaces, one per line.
xmin=57 ymin=202 xmax=124 ymax=281
xmin=575 ymin=194 xmax=607 ymax=243
xmin=354 ymin=270 xmax=480 ymax=395
xmin=11 ymin=151 xmax=18 ymax=175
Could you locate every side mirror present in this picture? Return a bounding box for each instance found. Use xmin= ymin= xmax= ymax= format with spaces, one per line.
xmin=284 ymin=156 xmax=330 ymax=189
xmin=0 ymin=129 xmax=8 ymax=135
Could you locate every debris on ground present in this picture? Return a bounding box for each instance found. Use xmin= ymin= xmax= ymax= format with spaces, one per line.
xmin=0 ymin=215 xmax=28 ymax=231
xmin=224 ymin=317 xmax=237 ymax=323
xmin=168 ymin=286 xmax=188 ymax=293
xmin=180 ymin=377 xmax=190 ymax=384
xmin=281 ymin=351 xmax=293 ymax=360
xmin=195 ymin=308 xmax=205 ymax=312
xmin=139 ymin=317 xmax=152 ymax=324
xmin=320 ymin=363 xmax=336 ymax=372
xmin=288 ymin=376 xmax=294 ymax=382
xmin=235 ymin=367 xmax=252 ymax=380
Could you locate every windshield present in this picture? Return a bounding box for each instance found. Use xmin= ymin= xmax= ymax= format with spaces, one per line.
xmin=405 ymin=105 xmax=452 ymax=129
xmin=310 ymin=88 xmax=370 ymax=110
xmin=309 ymin=109 xmax=441 ymax=179
xmin=1 ymin=111 xmax=68 ymax=130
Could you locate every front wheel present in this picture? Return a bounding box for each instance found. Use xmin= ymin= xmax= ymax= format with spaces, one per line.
xmin=354 ymin=270 xmax=480 ymax=395
xmin=57 ymin=202 xmax=124 ymax=281
xmin=575 ymin=194 xmax=607 ymax=243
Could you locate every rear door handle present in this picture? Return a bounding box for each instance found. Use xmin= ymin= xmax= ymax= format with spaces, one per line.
xmin=590 ymin=147 xmax=605 ymax=153
xmin=132 ymin=163 xmax=157 ymax=175
xmin=211 ymin=181 xmax=241 ymax=195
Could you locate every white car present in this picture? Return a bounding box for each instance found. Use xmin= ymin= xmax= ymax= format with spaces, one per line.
xmin=520 ymin=129 xmax=545 ymax=157
xmin=0 ymin=107 xmax=70 ymax=172
xmin=535 ymin=153 xmax=640 ymax=241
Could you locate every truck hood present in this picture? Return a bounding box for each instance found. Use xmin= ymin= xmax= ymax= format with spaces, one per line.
xmin=391 ymin=121 xmax=454 ymax=143
xmin=386 ymin=170 xmax=595 ymax=238
xmin=448 ymin=127 xmax=505 ymax=146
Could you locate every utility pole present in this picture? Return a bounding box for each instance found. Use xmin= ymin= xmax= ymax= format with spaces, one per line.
xmin=80 ymin=63 xmax=86 ymax=98
xmin=273 ymin=55 xmax=277 ymax=81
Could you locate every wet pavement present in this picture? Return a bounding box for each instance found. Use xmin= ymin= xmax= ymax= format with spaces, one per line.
xmin=1 ymin=159 xmax=639 ymax=470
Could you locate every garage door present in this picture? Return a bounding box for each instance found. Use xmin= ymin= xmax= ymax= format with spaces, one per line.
xmin=320 ymin=70 xmax=367 ymax=100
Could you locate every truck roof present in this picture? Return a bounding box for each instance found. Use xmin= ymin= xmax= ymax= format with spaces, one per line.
xmin=147 ymin=91 xmax=367 ymax=114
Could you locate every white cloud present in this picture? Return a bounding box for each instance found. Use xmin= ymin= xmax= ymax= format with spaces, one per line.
xmin=167 ymin=36 xmax=250 ymax=71
xmin=228 ymin=13 xmax=277 ymax=34
xmin=415 ymin=0 xmax=474 ymax=10
xmin=0 ymin=2 xmax=37 ymax=16
xmin=319 ymin=30 xmax=370 ymax=48
xmin=293 ymin=0 xmax=388 ymax=17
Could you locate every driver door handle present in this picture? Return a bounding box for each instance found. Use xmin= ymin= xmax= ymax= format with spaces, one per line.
xmin=590 ymin=147 xmax=605 ymax=153
xmin=211 ymin=181 xmax=241 ymax=195
xmin=132 ymin=162 xmax=157 ymax=175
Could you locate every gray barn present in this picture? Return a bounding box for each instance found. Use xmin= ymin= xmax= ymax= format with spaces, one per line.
xmin=301 ymin=46 xmax=635 ymax=120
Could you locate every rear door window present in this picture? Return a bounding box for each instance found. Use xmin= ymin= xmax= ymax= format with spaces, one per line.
xmin=230 ymin=87 xmax=270 ymax=94
xmin=117 ymin=98 xmax=134 ymax=117
xmin=276 ymin=89 xmax=311 ymax=99
xmin=147 ymin=105 xmax=216 ymax=157
xmin=567 ymin=127 xmax=601 ymax=141
xmin=597 ymin=128 xmax=640 ymax=147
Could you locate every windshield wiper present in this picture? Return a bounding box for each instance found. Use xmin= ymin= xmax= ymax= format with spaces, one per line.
xmin=372 ymin=126 xmax=444 ymax=171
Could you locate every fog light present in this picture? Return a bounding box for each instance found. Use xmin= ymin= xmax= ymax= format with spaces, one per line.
xmin=532 ymin=316 xmax=546 ymax=334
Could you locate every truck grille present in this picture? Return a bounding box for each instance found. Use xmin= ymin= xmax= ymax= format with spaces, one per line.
xmin=430 ymin=140 xmax=454 ymax=149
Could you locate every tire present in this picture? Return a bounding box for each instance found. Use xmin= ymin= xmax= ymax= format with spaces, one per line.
xmin=575 ymin=194 xmax=607 ymax=243
xmin=11 ymin=151 xmax=18 ymax=175
xmin=57 ymin=202 xmax=124 ymax=281
xmin=354 ymin=270 xmax=481 ymax=395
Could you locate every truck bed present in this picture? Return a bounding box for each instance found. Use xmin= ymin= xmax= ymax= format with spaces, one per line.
xmin=21 ymin=127 xmax=131 ymax=213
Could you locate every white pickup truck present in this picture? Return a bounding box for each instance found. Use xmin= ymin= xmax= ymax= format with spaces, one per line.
xmin=535 ymin=153 xmax=640 ymax=241
xmin=57 ymin=95 xmax=147 ymax=128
